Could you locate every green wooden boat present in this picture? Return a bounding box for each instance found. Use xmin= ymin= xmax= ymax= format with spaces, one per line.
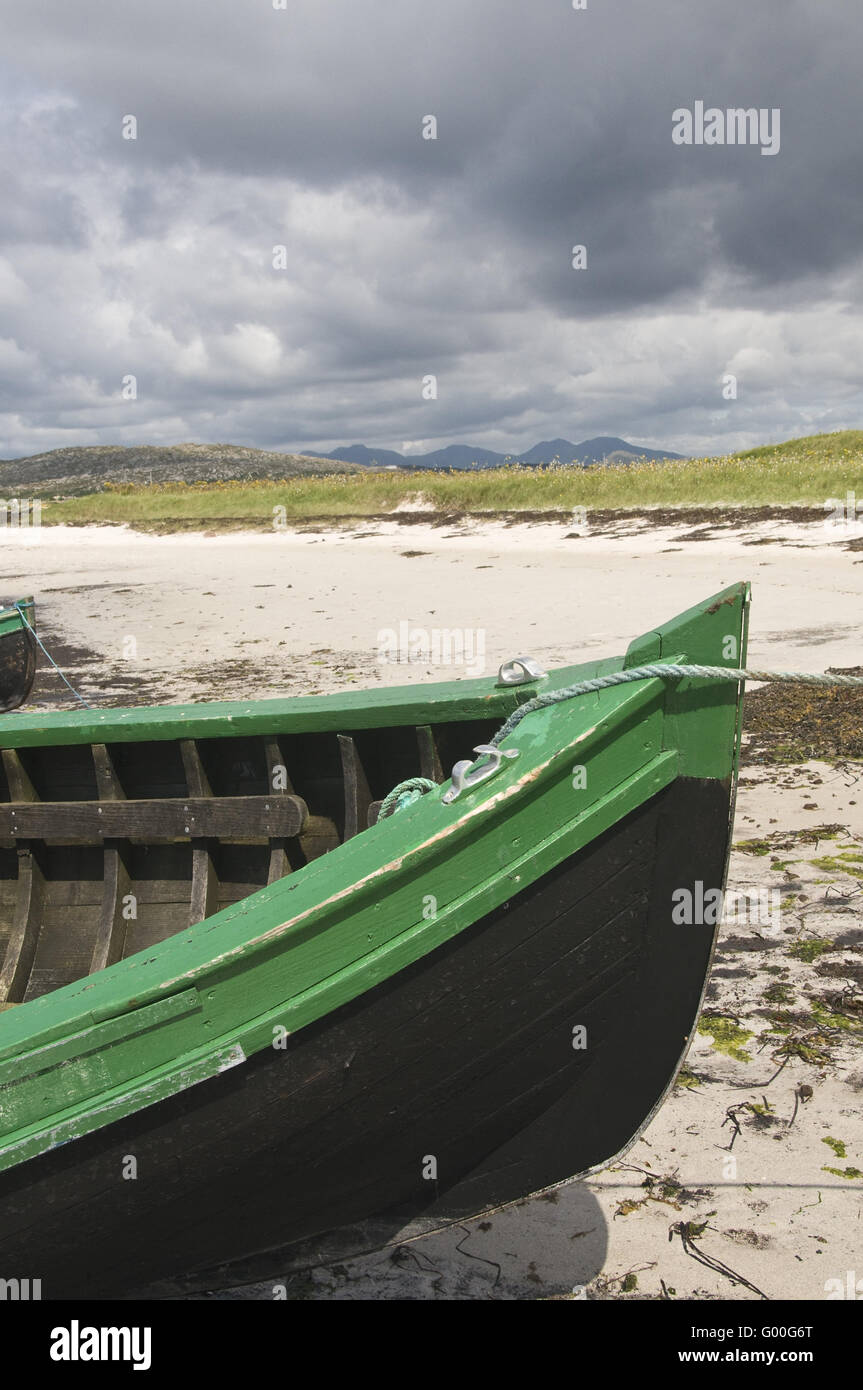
xmin=0 ymin=599 xmax=36 ymax=713
xmin=0 ymin=582 xmax=749 ymax=1297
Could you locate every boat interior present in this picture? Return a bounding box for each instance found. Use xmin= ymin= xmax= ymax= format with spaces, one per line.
xmin=0 ymin=716 xmax=499 ymax=1006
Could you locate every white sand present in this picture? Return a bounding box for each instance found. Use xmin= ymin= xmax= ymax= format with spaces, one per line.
xmin=5 ymin=510 xmax=863 ymax=699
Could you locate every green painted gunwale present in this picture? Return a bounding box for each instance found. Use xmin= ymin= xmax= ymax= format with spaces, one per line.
xmin=0 ymin=598 xmax=33 ymax=642
xmin=0 ymin=660 xmax=568 ymax=745
xmin=0 ymin=582 xmax=750 ymax=1172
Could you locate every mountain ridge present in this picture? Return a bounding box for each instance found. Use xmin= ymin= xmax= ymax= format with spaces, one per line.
xmin=308 ymin=435 xmax=685 ymax=470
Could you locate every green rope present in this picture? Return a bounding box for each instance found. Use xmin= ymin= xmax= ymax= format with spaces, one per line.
xmin=378 ymin=776 xmax=438 ymax=819
xmin=490 ymin=662 xmax=863 ymax=748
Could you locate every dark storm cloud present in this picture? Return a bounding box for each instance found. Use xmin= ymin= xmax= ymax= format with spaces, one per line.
xmin=0 ymin=0 xmax=862 ymax=458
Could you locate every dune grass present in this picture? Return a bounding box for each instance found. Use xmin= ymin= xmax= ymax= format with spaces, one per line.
xmin=39 ymin=430 xmax=863 ymax=528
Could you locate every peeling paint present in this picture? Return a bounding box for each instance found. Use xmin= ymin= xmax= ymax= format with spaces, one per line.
xmin=217 ymin=1044 xmax=246 ymax=1072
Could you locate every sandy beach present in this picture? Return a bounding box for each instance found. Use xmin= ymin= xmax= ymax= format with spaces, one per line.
xmin=4 ymin=510 xmax=862 ymax=1300
xmin=6 ymin=507 xmax=863 ymax=704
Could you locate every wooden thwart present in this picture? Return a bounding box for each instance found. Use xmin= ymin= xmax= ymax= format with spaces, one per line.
xmin=0 ymin=795 xmax=308 ymax=843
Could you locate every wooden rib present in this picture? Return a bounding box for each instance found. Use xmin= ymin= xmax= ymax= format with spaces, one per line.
xmin=338 ymin=735 xmax=372 ymax=841
xmin=263 ymin=737 xmax=290 ymax=884
xmin=180 ymin=739 xmax=211 ymax=800
xmin=91 ymin=841 xmax=131 ymax=973
xmin=1 ymin=748 xmax=37 ymax=802
xmin=0 ymin=845 xmax=44 ymax=1004
xmin=0 ymin=749 xmax=41 ymax=1001
xmin=90 ymin=743 xmax=130 ymax=974
xmin=416 ymin=725 xmax=444 ymax=784
xmin=189 ymin=843 xmax=218 ymax=924
xmin=262 ymin=737 xmax=337 ymax=875
xmin=92 ymin=742 xmax=125 ymax=800
xmin=181 ymin=740 xmax=219 ymax=927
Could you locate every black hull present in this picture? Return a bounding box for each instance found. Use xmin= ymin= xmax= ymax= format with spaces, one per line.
xmin=0 ymin=626 xmax=35 ymax=714
xmin=0 ymin=775 xmax=730 ymax=1298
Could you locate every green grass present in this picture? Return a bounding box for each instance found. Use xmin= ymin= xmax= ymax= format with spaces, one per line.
xmin=35 ymin=429 xmax=863 ymax=528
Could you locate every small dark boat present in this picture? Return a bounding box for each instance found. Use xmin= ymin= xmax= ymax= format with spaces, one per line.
xmin=0 ymin=582 xmax=749 ymax=1298
xmin=0 ymin=599 xmax=36 ymax=713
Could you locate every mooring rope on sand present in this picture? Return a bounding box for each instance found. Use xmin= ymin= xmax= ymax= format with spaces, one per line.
xmin=382 ymin=663 xmax=863 ymax=813
xmin=13 ymin=600 xmax=93 ymax=709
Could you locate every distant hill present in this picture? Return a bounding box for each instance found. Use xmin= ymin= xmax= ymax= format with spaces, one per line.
xmin=516 ymin=438 xmax=589 ymax=466
xmin=311 ymin=444 xmax=406 ymax=469
xmin=418 ymin=443 xmax=511 ymax=470
xmin=517 ymin=436 xmax=684 ymax=467
xmin=309 ymin=435 xmax=685 ymax=470
xmin=0 ymin=443 xmax=358 ymax=496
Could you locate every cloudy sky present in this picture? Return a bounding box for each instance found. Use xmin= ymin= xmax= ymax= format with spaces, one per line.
xmin=1 ymin=0 xmax=861 ymax=460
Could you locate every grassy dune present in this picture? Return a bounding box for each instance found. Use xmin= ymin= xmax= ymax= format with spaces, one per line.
xmin=40 ymin=431 xmax=863 ymax=528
